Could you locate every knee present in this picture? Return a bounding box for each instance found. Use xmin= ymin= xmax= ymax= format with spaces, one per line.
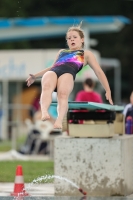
xmin=58 ymin=90 xmax=68 ymax=99
xmin=42 ymin=81 xmax=51 ymax=91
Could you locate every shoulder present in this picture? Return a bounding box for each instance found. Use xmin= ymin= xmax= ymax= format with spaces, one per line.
xmin=83 ymin=50 xmax=96 ymax=65
xmin=95 ymin=92 xmax=102 ymax=100
xmin=124 ymin=103 xmax=132 ymax=109
xmin=94 ymin=91 xmax=101 ymax=96
xmin=75 ymin=90 xmax=85 ymax=101
xmin=56 ymin=49 xmax=65 ymax=58
xmin=76 ymin=90 xmax=85 ymax=97
xmin=77 ymin=90 xmax=85 ymax=95
xmin=123 ymin=103 xmax=132 ymax=115
xmin=53 ymin=49 xmax=66 ymax=63
xmin=91 ymin=91 xmax=103 ymax=102
xmin=84 ymin=50 xmax=95 ymax=59
xmin=58 ymin=49 xmax=65 ymax=54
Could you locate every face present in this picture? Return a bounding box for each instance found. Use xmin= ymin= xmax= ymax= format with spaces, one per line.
xmin=130 ymin=92 xmax=133 ymax=104
xmin=66 ymin=31 xmax=84 ymax=50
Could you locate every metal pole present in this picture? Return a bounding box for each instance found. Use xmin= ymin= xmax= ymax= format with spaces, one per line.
xmin=11 ymin=81 xmax=23 ymax=150
xmin=0 ymin=82 xmax=2 ymax=139
xmin=2 ymin=80 xmax=9 ymax=139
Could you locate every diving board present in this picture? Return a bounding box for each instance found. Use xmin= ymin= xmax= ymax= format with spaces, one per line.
xmin=0 ymin=16 xmax=131 ymax=42
xmin=51 ymin=101 xmax=124 ymax=111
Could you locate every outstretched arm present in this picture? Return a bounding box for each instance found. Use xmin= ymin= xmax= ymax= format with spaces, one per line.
xmin=26 ymin=67 xmax=51 ymax=87
xmin=26 ymin=49 xmax=64 ymax=87
xmin=84 ymin=50 xmax=113 ymax=105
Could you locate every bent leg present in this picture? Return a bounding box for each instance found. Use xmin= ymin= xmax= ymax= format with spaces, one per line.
xmin=54 ymin=73 xmax=74 ymax=129
xmin=40 ymin=71 xmax=57 ymax=120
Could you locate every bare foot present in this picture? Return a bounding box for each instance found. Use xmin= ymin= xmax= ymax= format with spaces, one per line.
xmin=54 ymin=118 xmax=62 ymax=129
xmin=41 ymin=112 xmax=50 ymax=121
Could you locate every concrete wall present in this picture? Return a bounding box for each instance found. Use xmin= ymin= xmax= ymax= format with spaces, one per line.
xmin=54 ymin=135 xmax=133 ymax=197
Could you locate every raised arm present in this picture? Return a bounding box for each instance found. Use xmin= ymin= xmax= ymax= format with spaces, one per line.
xmin=84 ymin=50 xmax=113 ymax=105
xmin=26 ymin=49 xmax=64 ymax=87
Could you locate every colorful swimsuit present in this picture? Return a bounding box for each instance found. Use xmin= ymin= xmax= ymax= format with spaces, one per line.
xmin=50 ymin=49 xmax=84 ymax=80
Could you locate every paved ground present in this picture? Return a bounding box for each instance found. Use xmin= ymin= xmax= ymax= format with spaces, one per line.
xmin=1 ymin=183 xmax=133 ymax=198
xmin=0 ymin=150 xmax=52 ymax=161
xmin=0 ymin=183 xmax=54 ymax=197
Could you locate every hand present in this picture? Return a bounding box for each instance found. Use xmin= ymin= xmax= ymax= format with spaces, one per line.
xmin=26 ymin=74 xmax=36 ymax=87
xmin=105 ymin=91 xmax=113 ymax=105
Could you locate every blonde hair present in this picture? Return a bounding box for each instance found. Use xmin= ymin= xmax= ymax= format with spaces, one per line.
xmin=66 ymin=22 xmax=85 ymax=48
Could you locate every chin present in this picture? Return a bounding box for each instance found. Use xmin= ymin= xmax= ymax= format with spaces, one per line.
xmin=70 ymin=47 xmax=77 ymax=50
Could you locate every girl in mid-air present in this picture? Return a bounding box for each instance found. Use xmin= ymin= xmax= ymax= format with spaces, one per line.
xmin=26 ymin=23 xmax=113 ymax=129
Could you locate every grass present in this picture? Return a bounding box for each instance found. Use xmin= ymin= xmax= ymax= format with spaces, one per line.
xmin=0 ymin=135 xmax=26 ymax=152
xmin=0 ymin=140 xmax=12 ymax=152
xmin=0 ymin=136 xmax=54 ymax=183
xmin=0 ymin=161 xmax=54 ymax=183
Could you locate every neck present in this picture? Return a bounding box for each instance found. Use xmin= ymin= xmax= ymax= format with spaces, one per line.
xmin=69 ymin=47 xmax=83 ymax=51
xmin=84 ymin=88 xmax=93 ymax=92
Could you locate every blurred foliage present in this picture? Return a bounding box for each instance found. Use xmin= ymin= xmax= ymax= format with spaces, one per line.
xmin=0 ymin=0 xmax=133 ymax=100
xmin=0 ymin=0 xmax=131 ymax=17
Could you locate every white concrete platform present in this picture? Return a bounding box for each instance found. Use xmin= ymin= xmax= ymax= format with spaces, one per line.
xmin=54 ymin=135 xmax=133 ymax=197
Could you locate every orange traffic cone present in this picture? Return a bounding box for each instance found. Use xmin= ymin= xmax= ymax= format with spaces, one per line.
xmin=11 ymin=165 xmax=29 ymax=197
